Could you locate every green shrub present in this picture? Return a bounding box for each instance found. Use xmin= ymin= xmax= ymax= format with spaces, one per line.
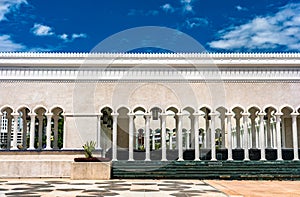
xmin=83 ymin=141 xmax=96 ymax=158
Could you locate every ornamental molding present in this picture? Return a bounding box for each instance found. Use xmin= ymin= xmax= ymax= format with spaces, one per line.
xmin=0 ymin=67 xmax=300 ymax=81
xmin=0 ymin=52 xmax=300 ymax=67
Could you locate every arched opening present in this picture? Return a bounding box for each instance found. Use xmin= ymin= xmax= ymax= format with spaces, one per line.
xmin=216 ymin=107 xmax=228 ymax=149
xmin=17 ymin=107 xmax=30 ymax=149
xmin=232 ymin=107 xmax=244 ymax=149
xmin=34 ymin=107 xmax=47 ymax=150
xmin=51 ymin=107 xmax=64 ymax=150
xmin=100 ymin=107 xmax=113 ymax=156
xmin=248 ymin=106 xmax=260 ymax=149
xmin=281 ymin=106 xmax=293 ymax=149
xmin=0 ymin=106 xmax=13 ymax=150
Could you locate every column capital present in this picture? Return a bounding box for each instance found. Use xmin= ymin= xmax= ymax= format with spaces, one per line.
xmin=144 ymin=112 xmax=151 ymax=119
xmin=258 ymin=112 xmax=266 ymax=116
xmin=28 ymin=112 xmax=36 ymax=117
xmin=160 ymin=113 xmax=168 ymax=117
xmin=209 ymin=112 xmax=218 ymax=117
xmin=11 ymin=112 xmax=19 ymax=117
xmin=291 ymin=112 xmax=299 ymax=117
xmin=176 ymin=112 xmax=184 ymax=117
xmin=274 ymin=112 xmax=283 ymax=116
xmin=127 ymin=112 xmax=135 ymax=117
xmin=96 ymin=112 xmax=102 ymax=116
xmin=193 ymin=112 xmax=204 ymax=117
xmin=241 ymin=112 xmax=250 ymax=117
xmin=225 ymin=112 xmax=234 ymax=117
xmin=111 ymin=112 xmax=119 ymax=117
xmin=45 ymin=112 xmax=53 ymax=117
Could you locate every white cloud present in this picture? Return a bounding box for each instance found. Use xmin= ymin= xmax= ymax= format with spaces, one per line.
xmin=31 ymin=23 xmax=54 ymax=36
xmin=161 ymin=4 xmax=175 ymax=13
xmin=185 ymin=17 xmax=208 ymax=29
xmin=236 ymin=5 xmax=247 ymax=11
xmin=209 ymin=3 xmax=300 ymax=51
xmin=58 ymin=33 xmax=87 ymax=42
xmin=72 ymin=33 xmax=87 ymax=39
xmin=0 ymin=0 xmax=27 ymax=21
xmin=59 ymin=33 xmax=68 ymax=40
xmin=0 ymin=34 xmax=24 ymax=51
xmin=180 ymin=0 xmax=194 ymax=13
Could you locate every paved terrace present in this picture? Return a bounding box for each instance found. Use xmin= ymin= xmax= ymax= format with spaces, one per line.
xmin=0 ymin=179 xmax=299 ymax=196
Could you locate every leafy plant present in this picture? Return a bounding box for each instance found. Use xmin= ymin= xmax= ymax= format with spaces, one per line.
xmin=83 ymin=141 xmax=96 ymax=158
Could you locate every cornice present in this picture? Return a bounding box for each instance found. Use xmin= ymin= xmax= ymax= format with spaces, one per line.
xmin=0 ymin=67 xmax=300 ymax=81
xmin=0 ymin=52 xmax=300 ymax=68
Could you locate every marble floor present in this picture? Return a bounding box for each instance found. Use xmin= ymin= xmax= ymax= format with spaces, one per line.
xmin=0 ymin=179 xmax=226 ymax=197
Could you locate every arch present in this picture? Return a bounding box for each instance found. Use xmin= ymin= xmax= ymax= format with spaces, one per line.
xmin=0 ymin=105 xmax=14 ymax=113
xmin=262 ymin=104 xmax=278 ymax=113
xmin=166 ymin=105 xmax=180 ymax=113
xmin=246 ymin=105 xmax=261 ymax=112
xmin=133 ymin=105 xmax=147 ymax=113
xmin=116 ymin=105 xmax=130 ymax=113
xmin=149 ymin=105 xmax=163 ymax=113
xmin=199 ymin=104 xmax=212 ymax=112
xmin=216 ymin=106 xmax=228 ymax=114
xmin=49 ymin=105 xmax=65 ymax=113
xmin=182 ymin=106 xmax=196 ymax=114
xmin=16 ymin=105 xmax=31 ymax=113
xmin=33 ymin=105 xmax=48 ymax=113
xmin=230 ymin=104 xmax=245 ymax=113
xmin=99 ymin=104 xmax=113 ymax=113
xmin=279 ymin=104 xmax=295 ymax=113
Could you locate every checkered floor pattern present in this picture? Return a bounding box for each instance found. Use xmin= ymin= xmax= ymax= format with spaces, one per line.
xmin=0 ymin=179 xmax=226 ymax=197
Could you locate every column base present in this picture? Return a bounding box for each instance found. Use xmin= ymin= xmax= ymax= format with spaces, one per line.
xmin=112 ymin=159 xmax=118 ymax=162
xmin=44 ymin=147 xmax=53 ymax=150
xmin=10 ymin=147 xmax=18 ymax=150
xmin=227 ymin=158 xmax=233 ymax=161
xmin=210 ymin=158 xmax=217 ymax=161
xmin=27 ymin=147 xmax=36 ymax=150
xmin=276 ymin=158 xmax=283 ymax=161
xmin=260 ymin=158 xmax=267 ymax=161
xmin=145 ymin=159 xmax=151 ymax=161
xmin=177 ymin=158 xmax=184 ymax=161
xmin=128 ymin=159 xmax=135 ymax=161
xmin=161 ymin=159 xmax=168 ymax=161
xmin=293 ymin=158 xmax=299 ymax=161
xmin=243 ymin=158 xmax=250 ymax=161
xmin=194 ymin=159 xmax=201 ymax=161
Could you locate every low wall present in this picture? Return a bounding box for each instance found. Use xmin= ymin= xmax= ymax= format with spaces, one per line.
xmin=0 ymin=150 xmax=104 ymax=178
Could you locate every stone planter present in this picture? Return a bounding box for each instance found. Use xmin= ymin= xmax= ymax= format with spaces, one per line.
xmin=71 ymin=161 xmax=111 ymax=180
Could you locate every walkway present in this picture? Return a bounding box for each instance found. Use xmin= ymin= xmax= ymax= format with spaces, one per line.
xmin=0 ymin=179 xmax=300 ymax=196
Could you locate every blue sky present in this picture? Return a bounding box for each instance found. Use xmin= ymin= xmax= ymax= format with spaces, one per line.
xmin=0 ymin=0 xmax=300 ymax=52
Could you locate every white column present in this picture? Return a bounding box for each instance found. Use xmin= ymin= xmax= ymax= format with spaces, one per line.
xmin=194 ymin=113 xmax=201 ymax=161
xmin=259 ymin=113 xmax=266 ymax=161
xmin=190 ymin=116 xmax=195 ymax=149
xmin=128 ymin=113 xmax=134 ymax=161
xmin=226 ymin=113 xmax=233 ymax=161
xmin=62 ymin=114 xmax=67 ymax=149
xmin=177 ymin=113 xmax=184 ymax=161
xmin=282 ymin=117 xmax=286 ymax=148
xmin=161 ymin=113 xmax=167 ymax=161
xmin=242 ymin=113 xmax=250 ymax=161
xmin=0 ymin=112 xmax=2 ymax=150
xmin=28 ymin=113 xmax=36 ymax=150
xmin=96 ymin=114 xmax=102 ymax=150
xmin=45 ymin=113 xmax=53 ymax=150
xmin=11 ymin=113 xmax=19 ymax=150
xmin=112 ymin=113 xmax=119 ymax=161
xmin=210 ymin=112 xmax=217 ymax=161
xmin=291 ymin=113 xmax=299 ymax=161
xmin=145 ymin=113 xmax=151 ymax=161
xmin=275 ymin=113 xmax=283 ymax=161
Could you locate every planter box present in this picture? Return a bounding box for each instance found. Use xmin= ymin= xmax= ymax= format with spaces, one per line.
xmin=71 ymin=161 xmax=111 ymax=180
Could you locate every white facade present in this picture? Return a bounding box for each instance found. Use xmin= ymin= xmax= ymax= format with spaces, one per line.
xmin=0 ymin=52 xmax=300 ymax=161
